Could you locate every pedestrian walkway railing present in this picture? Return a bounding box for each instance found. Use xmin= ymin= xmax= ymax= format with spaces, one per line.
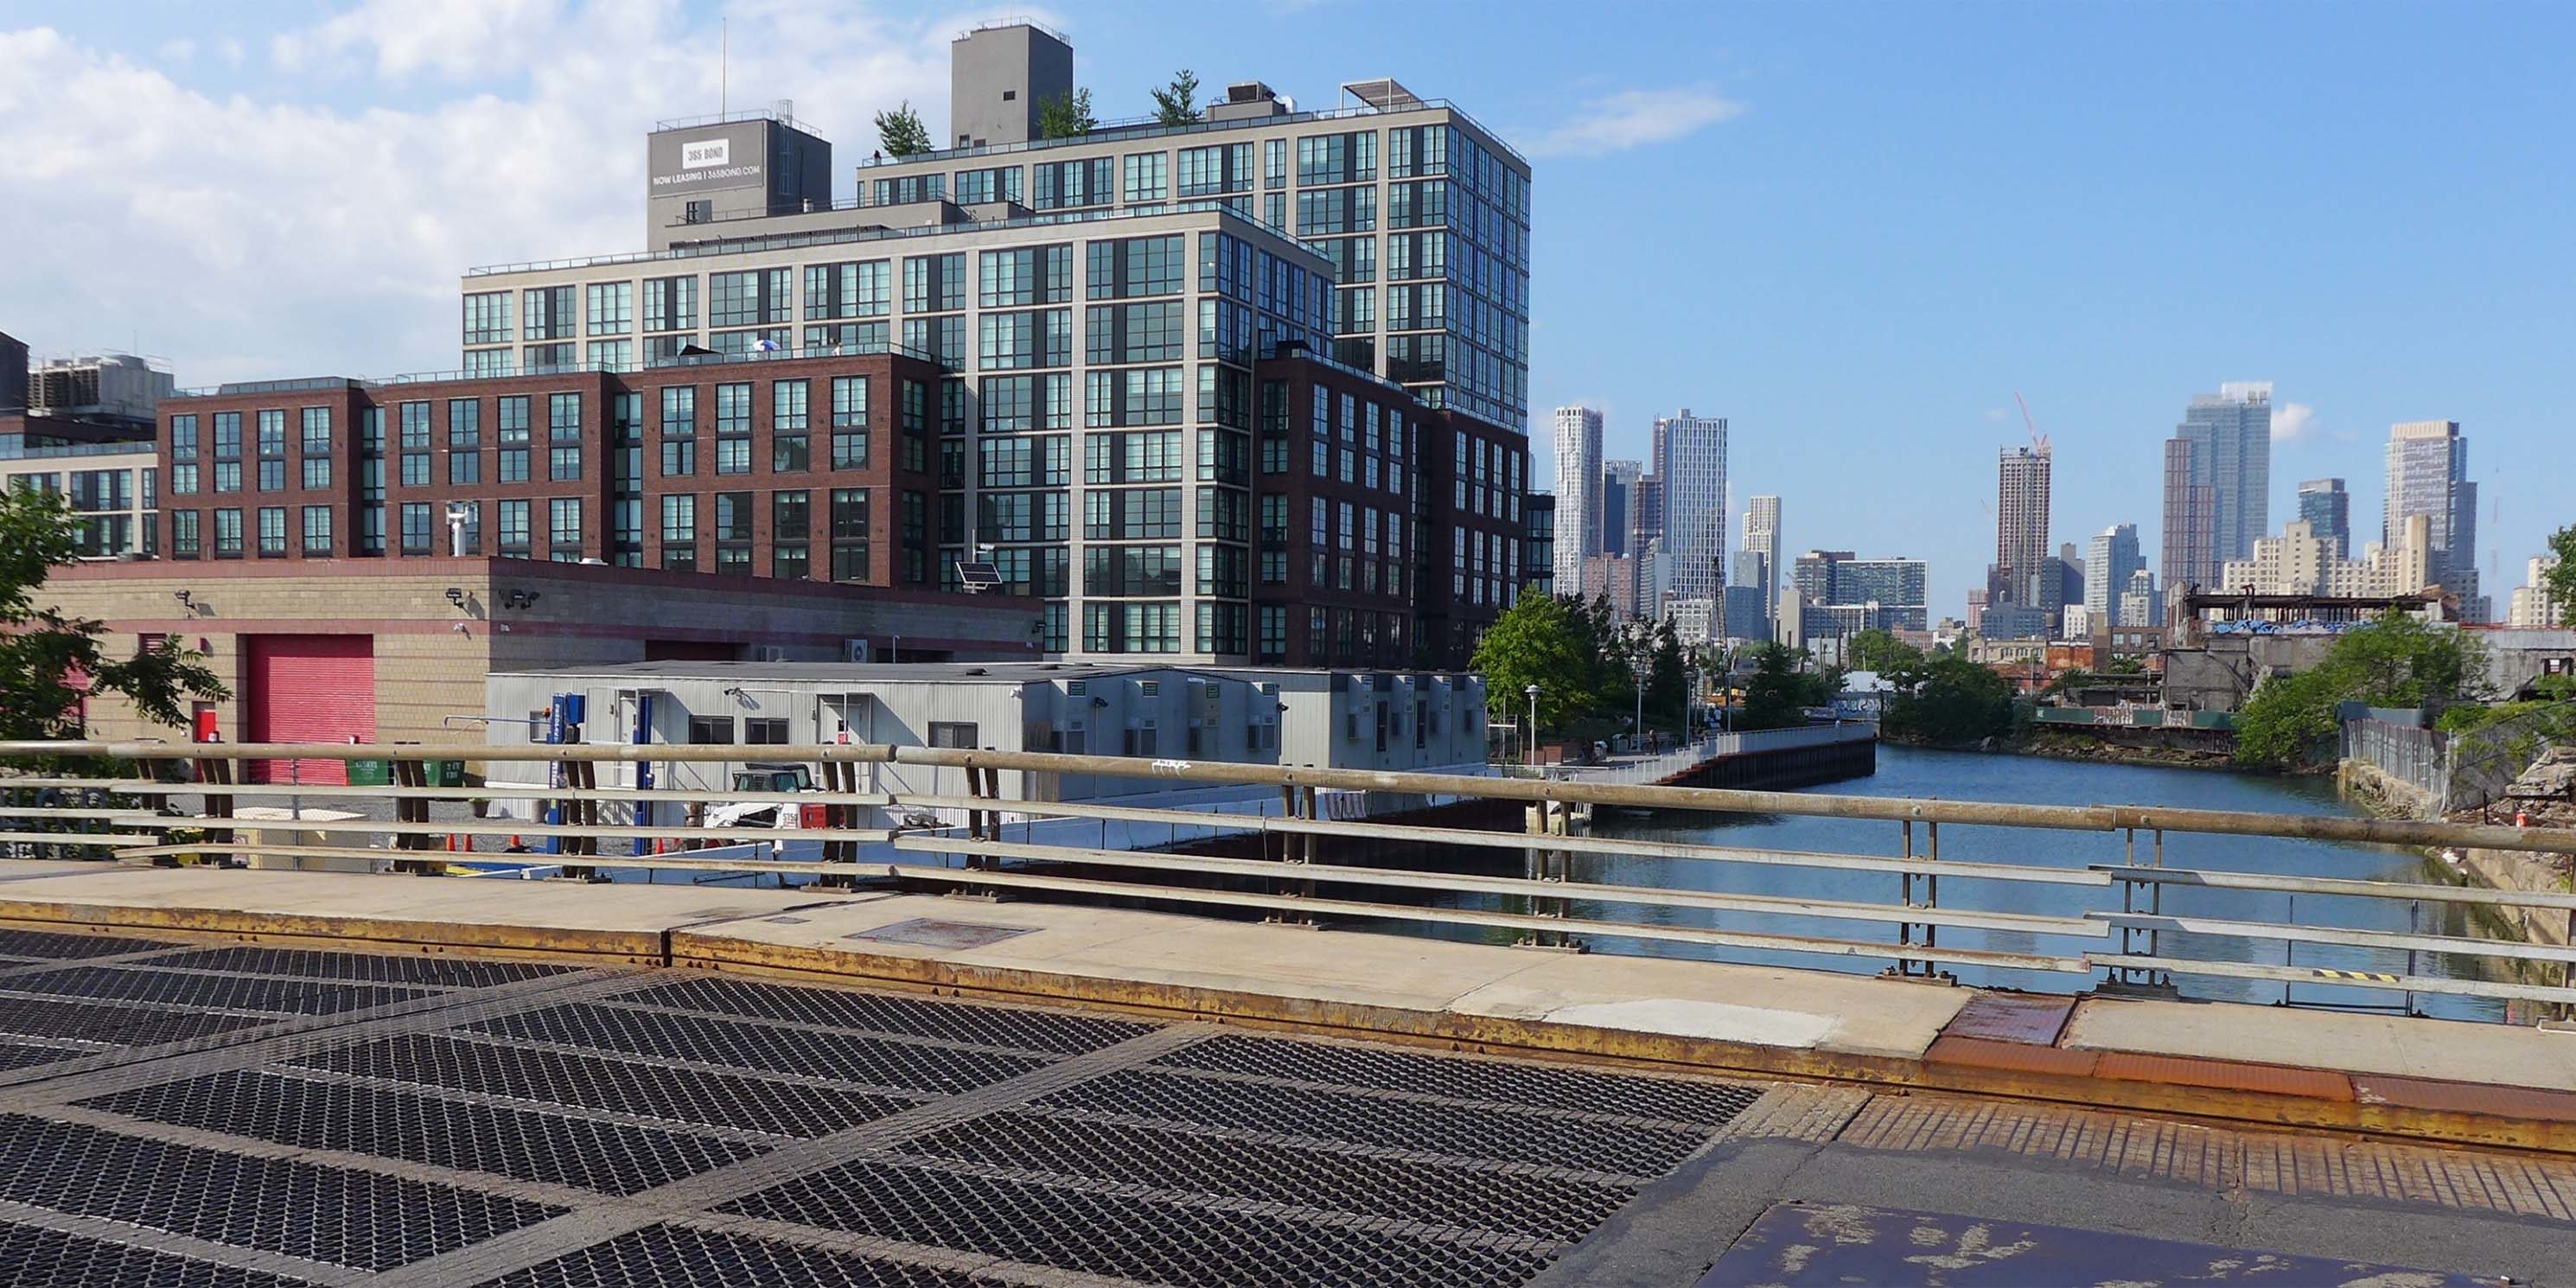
xmin=5 ymin=739 xmax=2575 ymax=1019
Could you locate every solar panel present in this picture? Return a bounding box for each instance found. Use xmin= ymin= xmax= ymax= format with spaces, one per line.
xmin=954 ymin=561 xmax=1003 ymax=589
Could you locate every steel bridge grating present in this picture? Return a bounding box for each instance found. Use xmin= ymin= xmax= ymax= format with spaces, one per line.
xmin=0 ymin=1219 xmax=323 ymax=1288
xmin=0 ymin=946 xmax=1759 ymax=1288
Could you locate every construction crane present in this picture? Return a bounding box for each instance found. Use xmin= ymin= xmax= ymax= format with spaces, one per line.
xmin=2013 ymin=392 xmax=2051 ymax=454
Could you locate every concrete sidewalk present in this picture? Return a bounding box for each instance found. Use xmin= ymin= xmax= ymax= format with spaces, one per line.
xmin=0 ymin=860 xmax=2571 ymax=1153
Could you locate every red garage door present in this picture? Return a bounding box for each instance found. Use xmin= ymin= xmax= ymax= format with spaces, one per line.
xmin=244 ymin=634 xmax=375 ymax=784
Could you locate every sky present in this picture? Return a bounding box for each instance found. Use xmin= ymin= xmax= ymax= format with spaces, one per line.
xmin=3 ymin=0 xmax=2569 ymax=618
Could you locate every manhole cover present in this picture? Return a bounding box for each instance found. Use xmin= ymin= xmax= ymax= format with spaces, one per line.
xmin=845 ymin=919 xmax=1033 ymax=950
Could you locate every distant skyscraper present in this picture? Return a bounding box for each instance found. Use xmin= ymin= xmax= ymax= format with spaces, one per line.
xmin=2164 ymin=382 xmax=2273 ymax=593
xmin=2120 ymin=568 xmax=2162 ymax=628
xmin=1600 ymin=460 xmax=1641 ymax=557
xmin=1744 ymin=494 xmax=1782 ymax=611
xmin=1550 ymin=405 xmax=1604 ymax=593
xmin=1655 ymin=409 xmax=1728 ymax=603
xmin=2385 ymin=420 xmax=2484 ymax=621
xmin=1994 ymin=443 xmax=2053 ymax=610
xmin=2509 ymin=552 xmax=2564 ymax=627
xmin=2085 ymin=524 xmax=2143 ymax=625
xmin=2161 ymin=435 xmax=2216 ymax=600
xmin=1630 ymin=474 xmax=1665 ymax=556
xmin=1835 ymin=557 xmax=1931 ymax=632
xmin=2297 ymin=478 xmax=2350 ymax=560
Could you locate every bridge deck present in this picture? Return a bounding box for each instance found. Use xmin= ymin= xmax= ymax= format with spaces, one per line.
xmin=0 ymin=863 xmax=2570 ymax=1283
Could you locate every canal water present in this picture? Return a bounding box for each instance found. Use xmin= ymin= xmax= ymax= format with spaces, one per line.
xmin=1421 ymin=745 xmax=2510 ymax=1022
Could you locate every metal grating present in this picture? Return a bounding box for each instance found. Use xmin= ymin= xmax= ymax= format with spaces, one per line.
xmin=899 ymin=1109 xmax=1636 ymax=1243
xmin=80 ymin=1068 xmax=767 ymax=1196
xmin=1157 ymin=1033 xmax=1765 ymax=1125
xmin=466 ymin=1004 xmax=1049 ymax=1094
xmin=0 ymin=1042 xmax=83 ymax=1072
xmin=0 ymin=929 xmax=176 ymax=960
xmin=139 ymin=946 xmax=581 ymax=989
xmin=721 ymin=1157 xmax=1557 ymax=1288
xmin=617 ymin=976 xmax=1157 ymax=1055
xmin=0 ymin=1219 xmax=322 ymax=1288
xmin=465 ymin=1222 xmax=987 ymax=1288
xmin=0 ymin=995 xmax=278 ymax=1045
xmin=0 ymin=966 xmax=432 ymax=1016
xmin=1036 ymin=1068 xmax=1714 ymax=1176
xmin=286 ymin=1033 xmax=921 ymax=1138
xmin=0 ymin=1113 xmax=565 ymax=1270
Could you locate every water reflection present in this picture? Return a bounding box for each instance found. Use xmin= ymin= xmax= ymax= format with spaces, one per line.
xmin=1397 ymin=745 xmax=2509 ymax=1022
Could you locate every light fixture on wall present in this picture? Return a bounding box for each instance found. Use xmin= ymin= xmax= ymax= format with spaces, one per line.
xmin=443 ymin=587 xmax=466 ymax=607
xmin=171 ymin=590 xmax=193 ymax=608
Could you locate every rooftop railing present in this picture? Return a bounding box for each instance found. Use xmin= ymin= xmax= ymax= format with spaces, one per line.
xmin=465 ymin=201 xmax=1304 ymax=278
xmin=172 ymin=342 xmax=937 ymax=399
xmin=4 ymin=739 xmax=2572 ymax=1020
xmin=856 ymin=96 xmax=1531 ymax=173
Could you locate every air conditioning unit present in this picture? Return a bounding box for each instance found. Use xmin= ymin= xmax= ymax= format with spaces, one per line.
xmin=844 ymin=637 xmax=871 ymax=664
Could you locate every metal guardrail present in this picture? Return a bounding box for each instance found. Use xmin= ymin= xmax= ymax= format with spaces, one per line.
xmin=4 ymin=739 xmax=2574 ymax=1016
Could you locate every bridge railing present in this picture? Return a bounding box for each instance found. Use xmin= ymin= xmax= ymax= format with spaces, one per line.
xmin=3 ymin=739 xmax=2574 ymax=1019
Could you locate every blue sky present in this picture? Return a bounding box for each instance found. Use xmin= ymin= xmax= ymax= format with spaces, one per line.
xmin=3 ymin=0 xmax=2567 ymax=617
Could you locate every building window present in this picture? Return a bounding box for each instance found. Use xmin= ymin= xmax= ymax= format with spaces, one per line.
xmin=927 ymin=722 xmax=979 ymax=749
xmin=828 ymin=488 xmax=870 ymax=583
xmin=170 ymin=509 xmax=201 ymax=558
xmin=548 ymin=498 xmax=583 ymax=561
xmin=523 ymin=285 xmax=576 ymax=341
xmin=744 ymin=718 xmax=788 ymax=744
xmin=400 ymin=502 xmax=432 ymax=554
xmin=686 ymin=715 xmax=733 ymax=744
xmin=714 ymin=382 xmax=751 ymax=474
xmin=497 ymin=499 xmax=531 ymax=556
xmin=584 ymin=281 xmax=632 ymax=335
xmin=642 ymin=276 xmax=696 ymax=332
xmin=771 ymin=489 xmax=809 ymax=580
xmin=212 ymin=508 xmax=243 ymax=558
xmin=462 ymin=291 xmax=512 ymax=345
xmin=709 ymin=268 xmax=792 ymax=328
xmin=660 ymin=494 xmax=696 ymax=571
xmin=1120 ymin=151 xmax=1167 ymax=203
xmin=772 ymin=379 xmax=809 ymax=471
xmin=660 ymin=386 xmax=696 ymax=476
xmin=255 ymin=507 xmax=286 ymax=557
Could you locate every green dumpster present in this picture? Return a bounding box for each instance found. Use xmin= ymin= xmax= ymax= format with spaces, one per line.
xmin=347 ymin=759 xmax=392 ymax=786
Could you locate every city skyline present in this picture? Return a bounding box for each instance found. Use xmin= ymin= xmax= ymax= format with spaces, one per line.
xmin=4 ymin=3 xmax=2571 ymax=620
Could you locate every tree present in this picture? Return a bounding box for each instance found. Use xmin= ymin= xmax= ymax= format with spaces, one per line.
xmin=2233 ymin=611 xmax=2490 ymax=768
xmin=1881 ymin=653 xmax=2017 ymax=745
xmin=1 ymin=490 xmax=226 ymax=744
xmin=1646 ymin=618 xmax=1689 ymax=733
xmin=1036 ymin=87 xmax=1096 ymax=139
xmin=2546 ymin=523 xmax=2576 ymax=621
xmin=1150 ymin=69 xmax=1201 ymax=126
xmin=1739 ymin=643 xmax=1810 ymax=731
xmin=1470 ymin=593 xmax=1597 ymax=738
xmin=1847 ymin=627 xmax=1922 ymax=675
xmin=873 ymin=100 xmax=932 ymax=156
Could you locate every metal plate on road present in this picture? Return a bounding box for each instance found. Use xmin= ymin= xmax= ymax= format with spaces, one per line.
xmin=1699 ymin=1202 xmax=2499 ymax=1287
xmin=844 ymin=917 xmax=1036 ymax=950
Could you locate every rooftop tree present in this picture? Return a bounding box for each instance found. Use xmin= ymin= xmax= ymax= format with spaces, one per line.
xmin=1150 ymin=69 xmax=1201 ymax=127
xmin=873 ymin=100 xmax=932 ymax=156
xmin=1036 ymin=87 xmax=1097 ymax=138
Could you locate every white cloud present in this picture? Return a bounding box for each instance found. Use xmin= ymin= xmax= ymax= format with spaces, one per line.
xmin=155 ymin=36 xmax=194 ymax=63
xmin=2273 ymin=401 xmax=2318 ymax=442
xmin=213 ymin=35 xmax=243 ymax=66
xmin=271 ymin=0 xmax=571 ymax=78
xmin=0 ymin=4 xmax=974 ymax=386
xmin=1529 ymin=86 xmax=1743 ymax=157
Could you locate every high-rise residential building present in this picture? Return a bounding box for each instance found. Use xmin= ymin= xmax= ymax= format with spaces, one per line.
xmin=2385 ymin=420 xmax=2485 ymax=621
xmin=2085 ymin=524 xmax=2142 ymax=625
xmin=2220 ymin=517 xmax=2433 ymax=600
xmin=1600 ymin=459 xmax=1640 ymax=557
xmin=1521 ymin=491 xmax=1556 ymax=599
xmin=2160 ymin=435 xmax=2215 ymax=603
xmin=1993 ymin=443 xmax=2052 ymax=610
xmin=1581 ymin=552 xmax=1640 ymax=619
xmin=333 ymin=24 xmax=1536 ymax=668
xmin=2163 ymin=382 xmax=2272 ymax=592
xmin=1782 ymin=550 xmax=1924 ymax=633
xmin=1654 ymin=409 xmax=1726 ymax=604
xmin=851 ymin=36 xmax=1533 ymax=426
xmin=2509 ymin=553 xmax=2564 ymax=627
xmin=1743 ymin=494 xmax=1781 ymax=611
xmin=1551 ymin=405 xmax=1603 ymax=591
xmin=1629 ymin=473 xmax=1665 ymax=557
xmin=2297 ymin=477 xmax=2350 ymax=560
xmin=2120 ymin=568 xmax=2162 ymax=629
xmin=2057 ymin=539 xmax=2085 ymax=615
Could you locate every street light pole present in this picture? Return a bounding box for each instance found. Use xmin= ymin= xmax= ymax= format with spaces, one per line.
xmin=1524 ymin=684 xmax=1540 ymax=770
